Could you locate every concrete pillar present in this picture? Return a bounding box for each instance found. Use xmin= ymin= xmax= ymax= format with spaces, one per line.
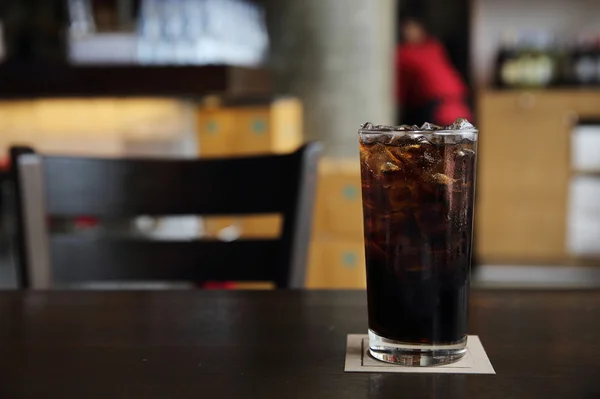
xmin=266 ymin=0 xmax=396 ymax=157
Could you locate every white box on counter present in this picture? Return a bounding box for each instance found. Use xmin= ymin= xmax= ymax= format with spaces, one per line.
xmin=567 ymin=176 xmax=600 ymax=256
xmin=571 ymin=125 xmax=600 ymax=172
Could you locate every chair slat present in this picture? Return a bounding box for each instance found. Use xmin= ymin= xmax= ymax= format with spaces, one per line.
xmin=51 ymin=235 xmax=280 ymax=284
xmin=43 ymin=153 xmax=299 ymax=217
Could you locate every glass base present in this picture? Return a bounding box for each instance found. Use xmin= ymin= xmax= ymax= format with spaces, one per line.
xmin=368 ymin=329 xmax=467 ymax=367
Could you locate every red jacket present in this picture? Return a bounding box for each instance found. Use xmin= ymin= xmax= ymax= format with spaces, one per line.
xmin=396 ymin=38 xmax=471 ymax=124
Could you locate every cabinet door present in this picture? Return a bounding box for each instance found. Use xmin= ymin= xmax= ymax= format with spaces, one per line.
xmin=476 ymin=92 xmax=570 ymax=263
xmin=197 ymin=108 xmax=235 ymax=157
xmin=232 ymin=107 xmax=272 ymax=155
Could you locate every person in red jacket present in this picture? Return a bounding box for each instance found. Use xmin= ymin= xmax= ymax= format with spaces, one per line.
xmin=396 ymin=12 xmax=472 ymax=126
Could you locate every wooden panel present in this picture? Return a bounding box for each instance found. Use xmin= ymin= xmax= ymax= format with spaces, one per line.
xmin=475 ymin=90 xmax=600 ymax=263
xmin=197 ymin=108 xmax=235 ymax=157
xmin=233 ymin=107 xmax=273 ymax=155
xmin=197 ymin=98 xmax=304 ymax=158
xmin=203 ymin=214 xmax=282 ymax=239
xmin=270 ymin=98 xmax=304 ymax=153
xmin=313 ymin=159 xmax=364 ymax=240
xmin=554 ymin=90 xmax=600 ymax=119
xmin=306 ymin=238 xmax=366 ymax=289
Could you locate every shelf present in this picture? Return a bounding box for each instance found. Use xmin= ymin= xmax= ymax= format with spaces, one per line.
xmin=480 ymin=87 xmax=600 ymax=95
xmin=571 ymin=170 xmax=600 ymax=177
xmin=566 ymin=257 xmax=600 ymax=267
xmin=0 ymin=64 xmax=271 ymax=98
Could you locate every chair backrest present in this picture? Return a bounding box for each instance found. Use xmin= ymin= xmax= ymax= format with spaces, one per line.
xmin=10 ymin=144 xmax=322 ymax=289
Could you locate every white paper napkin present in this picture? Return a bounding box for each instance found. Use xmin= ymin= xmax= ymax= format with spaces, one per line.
xmin=345 ymin=334 xmax=495 ymax=374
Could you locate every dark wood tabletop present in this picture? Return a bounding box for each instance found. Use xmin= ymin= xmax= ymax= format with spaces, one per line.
xmin=0 ymin=290 xmax=599 ymax=399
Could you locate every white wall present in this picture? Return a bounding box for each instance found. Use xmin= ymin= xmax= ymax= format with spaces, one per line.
xmin=472 ymin=0 xmax=600 ymax=87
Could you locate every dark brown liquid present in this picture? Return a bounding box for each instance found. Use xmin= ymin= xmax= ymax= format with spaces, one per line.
xmin=360 ymin=134 xmax=476 ymax=344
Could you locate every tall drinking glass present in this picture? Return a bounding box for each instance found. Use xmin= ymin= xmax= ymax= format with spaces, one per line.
xmin=359 ymin=118 xmax=478 ymax=366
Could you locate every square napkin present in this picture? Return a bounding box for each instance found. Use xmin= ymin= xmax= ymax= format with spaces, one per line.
xmin=344 ymin=334 xmax=495 ymax=374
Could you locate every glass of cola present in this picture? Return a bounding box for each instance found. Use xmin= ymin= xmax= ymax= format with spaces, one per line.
xmin=359 ymin=118 xmax=478 ymax=366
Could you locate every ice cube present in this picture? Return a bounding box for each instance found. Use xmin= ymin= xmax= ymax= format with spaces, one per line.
xmin=360 ymin=133 xmax=382 ymax=145
xmin=415 ymin=135 xmax=432 ymax=145
xmin=432 ymin=173 xmax=455 ymax=185
xmin=361 ymin=122 xmax=375 ymax=130
xmin=456 ymin=148 xmax=476 ymax=158
xmin=389 ymin=134 xmax=420 ymax=147
xmin=423 ymin=151 xmax=436 ymax=165
xmin=452 ymin=148 xmax=476 ymax=183
xmin=420 ymin=122 xmax=442 ymax=131
xmin=446 ymin=117 xmax=475 ymax=130
xmin=361 ymin=143 xmax=401 ymax=179
xmin=397 ymin=124 xmax=420 ymax=131
xmin=360 ymin=122 xmax=396 ymax=132
xmin=360 ymin=131 xmax=399 ymax=145
xmin=381 ymin=161 xmax=400 ymax=174
xmin=362 ymin=119 xmax=476 ymax=133
xmin=454 ymin=148 xmax=476 ymax=170
xmin=390 ymin=138 xmax=440 ymax=171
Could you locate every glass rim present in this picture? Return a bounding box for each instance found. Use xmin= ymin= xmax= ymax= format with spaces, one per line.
xmin=358 ymin=128 xmax=478 ymax=136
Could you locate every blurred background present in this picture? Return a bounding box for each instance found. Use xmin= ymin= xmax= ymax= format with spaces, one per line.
xmin=1 ymin=0 xmax=600 ymax=289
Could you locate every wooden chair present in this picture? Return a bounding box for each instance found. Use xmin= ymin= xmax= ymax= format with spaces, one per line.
xmin=10 ymin=144 xmax=322 ymax=289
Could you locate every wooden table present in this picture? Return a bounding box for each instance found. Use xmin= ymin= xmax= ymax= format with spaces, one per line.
xmin=0 ymin=290 xmax=599 ymax=398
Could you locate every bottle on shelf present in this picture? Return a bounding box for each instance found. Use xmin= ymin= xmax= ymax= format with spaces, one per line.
xmin=495 ymin=30 xmax=519 ymax=88
xmin=495 ymin=30 xmax=557 ymax=89
xmin=571 ymin=34 xmax=596 ymax=86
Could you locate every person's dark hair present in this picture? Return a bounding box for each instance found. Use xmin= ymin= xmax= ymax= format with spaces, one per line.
xmin=398 ymin=2 xmax=427 ymax=25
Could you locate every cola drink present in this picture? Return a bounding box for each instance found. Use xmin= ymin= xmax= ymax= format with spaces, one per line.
xmin=359 ymin=119 xmax=477 ymax=366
